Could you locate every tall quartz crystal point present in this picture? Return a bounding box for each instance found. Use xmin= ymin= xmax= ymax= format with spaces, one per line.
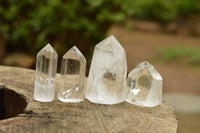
xmin=58 ymin=46 xmax=86 ymax=103
xmin=34 ymin=43 xmax=58 ymax=102
xmin=85 ymin=35 xmax=127 ymax=104
xmin=126 ymin=61 xmax=162 ymax=107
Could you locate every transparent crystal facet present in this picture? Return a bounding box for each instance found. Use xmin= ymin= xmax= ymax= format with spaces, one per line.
xmin=85 ymin=35 xmax=127 ymax=104
xmin=34 ymin=43 xmax=58 ymax=102
xmin=126 ymin=61 xmax=162 ymax=107
xmin=58 ymin=46 xmax=86 ymax=103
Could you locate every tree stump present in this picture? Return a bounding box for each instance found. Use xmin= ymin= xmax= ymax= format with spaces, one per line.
xmin=0 ymin=66 xmax=178 ymax=133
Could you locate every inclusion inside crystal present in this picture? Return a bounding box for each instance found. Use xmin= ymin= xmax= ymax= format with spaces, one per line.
xmin=126 ymin=61 xmax=162 ymax=107
xmin=85 ymin=35 xmax=127 ymax=104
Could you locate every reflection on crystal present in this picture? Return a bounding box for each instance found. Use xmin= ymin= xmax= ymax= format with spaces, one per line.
xmin=34 ymin=43 xmax=58 ymax=102
xmin=126 ymin=61 xmax=162 ymax=107
xmin=58 ymin=46 xmax=86 ymax=103
xmin=85 ymin=35 xmax=127 ymax=104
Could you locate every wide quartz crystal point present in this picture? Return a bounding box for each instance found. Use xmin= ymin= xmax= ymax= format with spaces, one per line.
xmin=126 ymin=61 xmax=162 ymax=107
xmin=85 ymin=35 xmax=127 ymax=104
xmin=34 ymin=43 xmax=58 ymax=102
xmin=58 ymin=46 xmax=86 ymax=103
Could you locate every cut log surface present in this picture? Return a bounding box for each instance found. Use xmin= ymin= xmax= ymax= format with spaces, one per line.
xmin=0 ymin=66 xmax=178 ymax=133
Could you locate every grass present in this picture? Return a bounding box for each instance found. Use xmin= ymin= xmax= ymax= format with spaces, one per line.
xmin=157 ymin=46 xmax=200 ymax=65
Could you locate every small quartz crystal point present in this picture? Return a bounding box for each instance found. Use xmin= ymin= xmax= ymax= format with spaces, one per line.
xmin=85 ymin=35 xmax=127 ymax=104
xmin=58 ymin=46 xmax=86 ymax=103
xmin=126 ymin=61 xmax=162 ymax=107
xmin=34 ymin=43 xmax=58 ymax=102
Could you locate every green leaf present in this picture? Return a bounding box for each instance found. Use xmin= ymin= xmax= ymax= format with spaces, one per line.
xmin=5 ymin=5 xmax=18 ymax=21
xmin=86 ymin=0 xmax=104 ymax=8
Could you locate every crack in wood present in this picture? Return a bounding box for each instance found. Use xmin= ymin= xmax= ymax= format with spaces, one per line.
xmin=0 ymin=86 xmax=28 ymax=120
xmin=0 ymin=87 xmax=5 ymax=120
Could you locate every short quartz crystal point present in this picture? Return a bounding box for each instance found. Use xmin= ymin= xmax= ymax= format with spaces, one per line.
xmin=34 ymin=43 xmax=58 ymax=102
xmin=126 ymin=61 xmax=162 ymax=107
xmin=85 ymin=35 xmax=127 ymax=104
xmin=58 ymin=46 xmax=86 ymax=103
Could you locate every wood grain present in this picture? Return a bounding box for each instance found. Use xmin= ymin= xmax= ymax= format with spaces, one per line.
xmin=0 ymin=66 xmax=178 ymax=133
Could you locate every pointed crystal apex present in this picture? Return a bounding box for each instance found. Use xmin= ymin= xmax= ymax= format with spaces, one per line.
xmin=137 ymin=61 xmax=153 ymax=69
xmin=63 ymin=46 xmax=86 ymax=63
xmin=70 ymin=45 xmax=79 ymax=51
xmin=141 ymin=61 xmax=150 ymax=66
xmin=126 ymin=61 xmax=162 ymax=107
xmin=38 ymin=43 xmax=57 ymax=54
xmin=85 ymin=36 xmax=127 ymax=105
xmin=58 ymin=45 xmax=86 ymax=103
xmin=96 ymin=35 xmax=124 ymax=55
xmin=66 ymin=45 xmax=79 ymax=54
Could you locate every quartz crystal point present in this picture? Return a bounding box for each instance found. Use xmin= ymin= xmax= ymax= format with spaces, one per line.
xmin=126 ymin=61 xmax=162 ymax=107
xmin=85 ymin=35 xmax=127 ymax=104
xmin=58 ymin=46 xmax=86 ymax=103
xmin=34 ymin=43 xmax=58 ymax=102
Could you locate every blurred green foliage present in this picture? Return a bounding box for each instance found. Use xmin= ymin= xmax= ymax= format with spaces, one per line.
xmin=0 ymin=0 xmax=200 ymax=57
xmin=157 ymin=46 xmax=200 ymax=65
xmin=122 ymin=0 xmax=200 ymax=24
xmin=122 ymin=0 xmax=176 ymax=24
xmin=176 ymin=0 xmax=200 ymax=17
xmin=0 ymin=0 xmax=127 ymax=55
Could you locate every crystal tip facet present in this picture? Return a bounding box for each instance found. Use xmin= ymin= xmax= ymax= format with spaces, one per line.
xmin=70 ymin=45 xmax=79 ymax=51
xmin=109 ymin=35 xmax=115 ymax=39
xmin=40 ymin=43 xmax=56 ymax=53
xmin=107 ymin=35 xmax=118 ymax=42
xmin=67 ymin=45 xmax=79 ymax=53
xmin=96 ymin=35 xmax=125 ymax=56
xmin=44 ymin=43 xmax=53 ymax=49
xmin=138 ymin=61 xmax=153 ymax=68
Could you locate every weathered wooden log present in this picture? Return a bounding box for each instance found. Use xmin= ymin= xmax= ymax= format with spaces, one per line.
xmin=0 ymin=66 xmax=178 ymax=133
